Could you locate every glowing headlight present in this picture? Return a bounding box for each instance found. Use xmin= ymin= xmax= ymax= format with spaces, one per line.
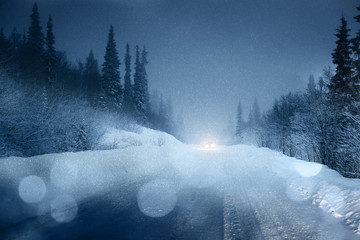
xmin=203 ymin=141 xmax=216 ymax=150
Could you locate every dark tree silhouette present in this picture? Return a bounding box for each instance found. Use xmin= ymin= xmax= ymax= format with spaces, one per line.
xmin=100 ymin=25 xmax=122 ymax=112
xmin=235 ymin=100 xmax=243 ymax=141
xmin=23 ymin=3 xmax=44 ymax=83
xmin=329 ymin=17 xmax=353 ymax=104
xmin=123 ymin=43 xmax=133 ymax=115
xmin=44 ymin=16 xmax=56 ymax=87
xmin=84 ymin=50 xmax=101 ymax=104
xmin=133 ymin=45 xmax=148 ymax=124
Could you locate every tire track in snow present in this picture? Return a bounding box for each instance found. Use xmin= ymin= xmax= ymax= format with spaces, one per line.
xmin=223 ymin=154 xmax=318 ymax=240
xmin=223 ymin=190 xmax=267 ymax=240
xmin=247 ymin=184 xmax=317 ymax=240
xmin=223 ymin=193 xmax=243 ymax=240
xmin=222 ymin=156 xmax=265 ymax=240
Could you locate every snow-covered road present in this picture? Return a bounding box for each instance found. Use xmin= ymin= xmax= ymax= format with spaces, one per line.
xmin=221 ymin=147 xmax=358 ymax=240
xmin=0 ymin=132 xmax=360 ymax=239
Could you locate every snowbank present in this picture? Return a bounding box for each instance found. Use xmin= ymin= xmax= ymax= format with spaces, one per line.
xmin=96 ymin=126 xmax=181 ymax=149
xmin=1 ymin=131 xmax=360 ymax=237
xmin=267 ymin=149 xmax=360 ymax=235
xmin=0 ymin=127 xmax=183 ymax=229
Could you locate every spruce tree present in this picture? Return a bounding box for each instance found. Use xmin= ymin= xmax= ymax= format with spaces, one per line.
xmin=9 ymin=28 xmax=22 ymax=61
xmin=158 ymin=95 xmax=167 ymax=131
xmin=328 ymin=17 xmax=354 ymax=173
xmin=28 ymin=4 xmax=43 ymax=52
xmin=141 ymin=45 xmax=149 ymax=113
xmin=235 ymin=100 xmax=243 ymax=139
xmin=100 ymin=25 xmax=122 ymax=111
xmin=157 ymin=96 xmax=174 ymax=134
xmin=249 ymin=98 xmax=261 ymax=127
xmin=44 ymin=16 xmax=56 ymax=87
xmin=24 ymin=3 xmax=44 ymax=82
xmin=0 ymin=29 xmax=6 ymax=50
xmin=84 ymin=50 xmax=101 ymax=104
xmin=0 ymin=29 xmax=9 ymax=70
xmin=123 ymin=43 xmax=133 ymax=115
xmin=5 ymin=29 xmax=24 ymax=77
xmin=329 ymin=17 xmax=353 ymax=104
xmin=352 ymin=6 xmax=360 ymax=102
xmin=133 ymin=45 xmax=147 ymax=124
xmin=307 ymin=75 xmax=316 ymax=96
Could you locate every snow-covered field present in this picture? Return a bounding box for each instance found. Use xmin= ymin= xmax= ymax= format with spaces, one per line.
xmin=1 ymin=127 xmax=360 ymax=239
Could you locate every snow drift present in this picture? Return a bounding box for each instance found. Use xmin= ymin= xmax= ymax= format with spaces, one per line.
xmin=0 ymin=127 xmax=360 ymax=237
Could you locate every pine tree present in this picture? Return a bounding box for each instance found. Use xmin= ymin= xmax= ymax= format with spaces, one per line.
xmin=100 ymin=25 xmax=122 ymax=111
xmin=307 ymin=75 xmax=316 ymax=98
xmin=235 ymin=100 xmax=243 ymax=139
xmin=245 ymin=98 xmax=262 ymax=147
xmin=327 ymin=17 xmax=357 ymax=173
xmin=158 ymin=95 xmax=167 ymax=131
xmin=332 ymin=12 xmax=360 ymax=176
xmin=157 ymin=96 xmax=174 ymax=134
xmin=24 ymin=3 xmax=44 ymax=82
xmin=0 ymin=29 xmax=6 ymax=50
xmin=123 ymin=43 xmax=133 ymax=115
xmin=133 ymin=45 xmax=147 ymax=124
xmin=44 ymin=16 xmax=56 ymax=87
xmin=84 ymin=50 xmax=101 ymax=104
xmin=28 ymin=4 xmax=43 ymax=52
xmin=9 ymin=28 xmax=22 ymax=51
xmin=249 ymin=98 xmax=260 ymax=127
xmin=0 ymin=29 xmax=10 ymax=70
xmin=9 ymin=29 xmax=22 ymax=66
xmin=4 ymin=29 xmax=25 ymax=78
xmin=352 ymin=6 xmax=360 ymax=102
xmin=329 ymin=17 xmax=353 ymax=104
xmin=141 ymin=45 xmax=150 ymax=113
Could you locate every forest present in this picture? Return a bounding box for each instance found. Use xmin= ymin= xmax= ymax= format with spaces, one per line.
xmin=2 ymin=2 xmax=360 ymax=239
xmin=1 ymin=2 xmax=360 ymax=179
xmin=235 ymin=9 xmax=360 ymax=178
xmin=0 ymin=3 xmax=178 ymax=157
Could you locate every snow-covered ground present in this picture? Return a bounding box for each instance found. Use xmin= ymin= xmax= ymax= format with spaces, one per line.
xmin=96 ymin=126 xmax=180 ymax=150
xmin=0 ymin=128 xmax=360 ymax=239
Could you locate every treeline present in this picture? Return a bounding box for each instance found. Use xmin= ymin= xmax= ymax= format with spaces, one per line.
xmin=0 ymin=3 xmax=179 ymax=157
xmin=235 ymin=8 xmax=360 ymax=178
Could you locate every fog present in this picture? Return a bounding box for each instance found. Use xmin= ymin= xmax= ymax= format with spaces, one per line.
xmin=0 ymin=0 xmax=358 ymax=143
